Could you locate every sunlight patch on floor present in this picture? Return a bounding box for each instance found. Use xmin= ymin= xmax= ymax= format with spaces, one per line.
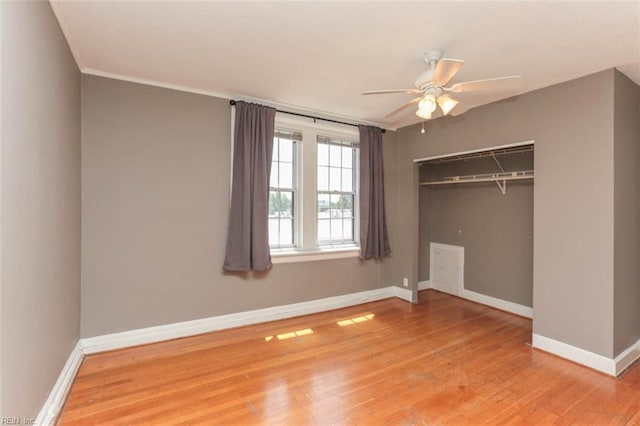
xmin=336 ymin=313 xmax=374 ymax=327
xmin=265 ymin=328 xmax=315 ymax=341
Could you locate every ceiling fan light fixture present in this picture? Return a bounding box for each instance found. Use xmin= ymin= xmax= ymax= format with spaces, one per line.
xmin=416 ymin=94 xmax=436 ymax=119
xmin=416 ymin=109 xmax=432 ymax=120
xmin=437 ymin=94 xmax=459 ymax=115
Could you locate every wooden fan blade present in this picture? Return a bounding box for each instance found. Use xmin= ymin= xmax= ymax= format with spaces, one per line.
xmin=382 ymin=97 xmax=422 ymax=118
xmin=449 ymin=90 xmax=513 ymax=106
xmin=362 ymin=89 xmax=422 ymax=95
xmin=450 ymin=103 xmax=469 ymax=117
xmin=449 ymin=75 xmax=522 ymax=93
xmin=431 ymin=59 xmax=464 ymax=87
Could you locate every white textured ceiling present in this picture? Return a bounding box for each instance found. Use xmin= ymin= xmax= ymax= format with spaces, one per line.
xmin=51 ymin=1 xmax=640 ymax=129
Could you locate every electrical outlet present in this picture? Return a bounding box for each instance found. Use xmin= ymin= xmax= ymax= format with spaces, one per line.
xmin=403 ymin=277 xmax=409 ymax=287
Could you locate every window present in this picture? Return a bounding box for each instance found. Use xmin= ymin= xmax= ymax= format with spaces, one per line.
xmin=317 ymin=136 xmax=357 ymax=244
xmin=268 ymin=117 xmax=359 ymax=257
xmin=268 ymin=130 xmax=300 ymax=248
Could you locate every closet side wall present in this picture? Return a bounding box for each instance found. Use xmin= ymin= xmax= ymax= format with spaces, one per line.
xmin=396 ymin=69 xmax=615 ymax=357
xmin=613 ymin=70 xmax=640 ymax=356
xmin=418 ymin=187 xmax=431 ymax=282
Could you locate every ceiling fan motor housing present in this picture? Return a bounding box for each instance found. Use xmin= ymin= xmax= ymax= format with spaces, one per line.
xmin=415 ymin=49 xmax=444 ymax=90
xmin=425 ymin=48 xmax=443 ymax=64
xmin=415 ymin=70 xmax=434 ymax=90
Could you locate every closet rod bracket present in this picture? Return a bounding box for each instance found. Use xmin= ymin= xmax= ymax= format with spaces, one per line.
xmin=495 ymin=178 xmax=507 ymax=195
xmin=491 ymin=153 xmax=507 ymax=195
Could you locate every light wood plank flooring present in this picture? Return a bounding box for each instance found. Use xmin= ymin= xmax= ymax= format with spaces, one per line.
xmin=59 ymin=290 xmax=640 ymax=424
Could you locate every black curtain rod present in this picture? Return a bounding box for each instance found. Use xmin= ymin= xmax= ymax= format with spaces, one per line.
xmin=229 ymin=100 xmax=385 ymax=133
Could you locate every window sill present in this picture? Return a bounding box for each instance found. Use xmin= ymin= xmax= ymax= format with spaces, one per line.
xmin=271 ymin=246 xmax=360 ymax=264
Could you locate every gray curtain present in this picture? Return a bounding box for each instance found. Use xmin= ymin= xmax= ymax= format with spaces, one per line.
xmin=359 ymin=125 xmax=391 ymax=259
xmin=223 ymin=101 xmax=276 ymax=272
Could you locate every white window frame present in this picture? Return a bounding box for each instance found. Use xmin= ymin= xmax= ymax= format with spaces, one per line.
xmin=270 ymin=114 xmax=360 ymax=263
xmin=268 ymin=129 xmax=300 ymax=249
xmin=316 ymin=135 xmax=359 ymax=247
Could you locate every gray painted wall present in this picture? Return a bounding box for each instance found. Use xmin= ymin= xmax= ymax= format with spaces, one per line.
xmin=613 ymin=70 xmax=640 ymax=356
xmin=81 ymin=75 xmax=394 ymax=337
xmin=1 ymin=0 xmax=81 ymax=418
xmin=418 ymin=152 xmax=534 ymax=307
xmin=394 ymin=70 xmax=616 ymax=357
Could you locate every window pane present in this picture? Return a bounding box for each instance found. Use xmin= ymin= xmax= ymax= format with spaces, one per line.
xmin=330 ymin=193 xmax=341 ymax=213
xmin=269 ymin=191 xmax=293 ymax=217
xmin=279 ymin=218 xmax=293 ymax=245
xmin=343 ymin=219 xmax=353 ymax=240
xmin=316 ymin=192 xmax=355 ymax=244
xmin=317 ymin=166 xmax=329 ymax=191
xmin=269 ymin=191 xmax=294 ymax=247
xmin=282 ymin=191 xmax=293 ymax=216
xmin=280 ymin=162 xmax=293 ymax=189
xmin=317 ymin=219 xmax=330 ymax=242
xmin=317 ymin=143 xmax=329 ymax=166
xmin=329 ymin=167 xmax=341 ymax=191
xmin=272 ymin=138 xmax=279 ymax=161
xmin=270 ymin=164 xmax=279 ymax=188
xmin=330 ymin=145 xmax=341 ymax=167
xmin=340 ymin=195 xmax=353 ymax=217
xmin=331 ymin=220 xmax=343 ymax=239
xmin=268 ymin=219 xmax=279 ymax=245
xmin=317 ymin=194 xmax=330 ymax=217
xmin=342 ymin=147 xmax=353 ymax=168
xmin=341 ymin=169 xmax=353 ymax=192
xmin=280 ymin=139 xmax=293 ymax=162
xmin=269 ymin=191 xmax=278 ymax=216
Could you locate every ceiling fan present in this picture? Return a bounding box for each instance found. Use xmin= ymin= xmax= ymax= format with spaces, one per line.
xmin=362 ymin=49 xmax=522 ymax=120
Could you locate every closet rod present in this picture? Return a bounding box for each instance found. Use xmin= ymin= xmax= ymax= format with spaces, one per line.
xmin=420 ymin=170 xmax=534 ymax=186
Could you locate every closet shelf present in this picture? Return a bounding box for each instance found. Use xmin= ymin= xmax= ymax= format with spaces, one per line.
xmin=419 ymin=170 xmax=534 ymax=186
xmin=421 ymin=145 xmax=533 ymax=165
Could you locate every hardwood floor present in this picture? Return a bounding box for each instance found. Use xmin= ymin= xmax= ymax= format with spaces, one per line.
xmin=59 ymin=290 xmax=640 ymax=425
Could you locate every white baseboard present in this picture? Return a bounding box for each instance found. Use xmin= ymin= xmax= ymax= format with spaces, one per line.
xmin=418 ymin=279 xmax=531 ymax=319
xmin=533 ymin=334 xmax=640 ymax=377
xmin=36 ymin=285 xmax=639 ymax=424
xmin=615 ymin=338 xmax=640 ymax=375
xmin=38 ymin=287 xmax=398 ymax=422
xmin=392 ymin=286 xmax=415 ymax=302
xmin=459 ymin=288 xmax=533 ymax=319
xmin=532 ymin=333 xmax=616 ymax=376
xmin=417 ymin=280 xmax=431 ymax=291
xmin=82 ymin=287 xmax=395 ymax=354
xmin=35 ymin=341 xmax=84 ymax=426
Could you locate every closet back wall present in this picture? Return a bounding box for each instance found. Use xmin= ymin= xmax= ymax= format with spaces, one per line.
xmin=419 ymin=154 xmax=534 ymax=307
xmin=421 ymin=185 xmax=533 ymax=307
xmin=80 ymin=75 xmax=395 ymax=338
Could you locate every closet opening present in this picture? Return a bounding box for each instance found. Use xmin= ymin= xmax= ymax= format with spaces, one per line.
xmin=416 ymin=141 xmax=534 ymax=317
